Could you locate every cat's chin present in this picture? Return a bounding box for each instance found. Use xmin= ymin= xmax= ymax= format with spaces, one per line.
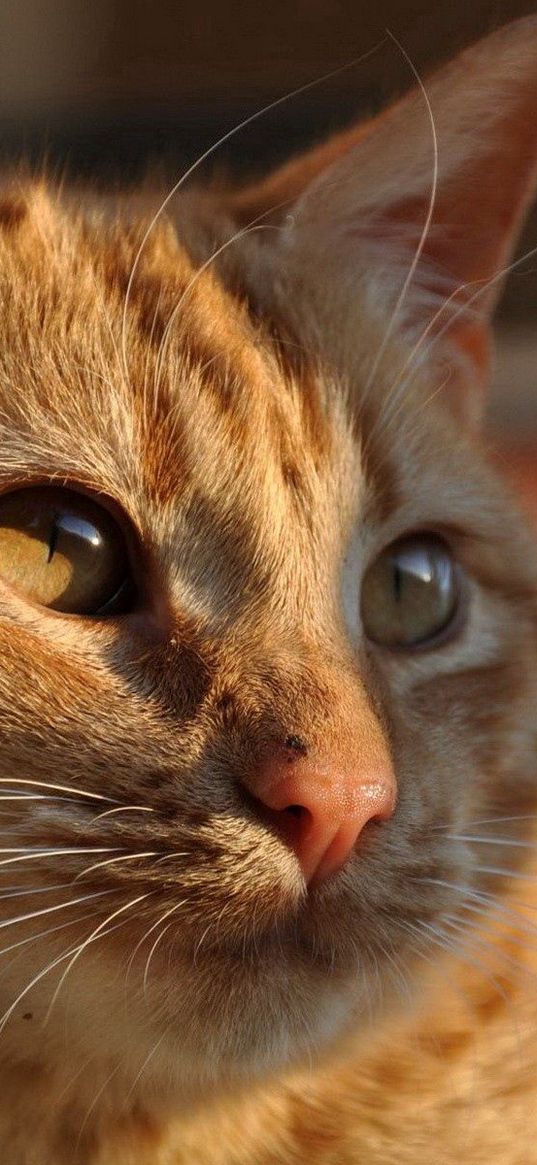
xmin=170 ymin=932 xmax=391 ymax=1084
xmin=11 ymin=931 xmax=374 ymax=1103
xmin=135 ymin=968 xmax=362 ymax=1097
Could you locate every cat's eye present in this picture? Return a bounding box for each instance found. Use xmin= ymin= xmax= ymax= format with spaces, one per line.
xmin=360 ymin=534 xmax=460 ymax=649
xmin=0 ymin=487 xmax=134 ymax=615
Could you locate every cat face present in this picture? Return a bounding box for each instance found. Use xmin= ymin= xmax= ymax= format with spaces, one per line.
xmin=0 ymin=18 xmax=536 ymax=1104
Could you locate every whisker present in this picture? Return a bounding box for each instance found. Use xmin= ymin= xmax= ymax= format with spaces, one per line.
xmin=361 ymin=29 xmax=438 ymax=401
xmin=444 ymin=913 xmax=537 ymax=980
xmin=0 ymin=882 xmax=81 ymax=901
xmin=433 ymin=815 xmax=537 ymax=831
xmin=402 ymin=916 xmax=510 ymax=1004
xmin=458 ymin=897 xmax=537 ymax=941
xmin=126 ymin=1032 xmax=167 ymax=1101
xmin=76 ymin=1064 xmax=122 ymax=1151
xmin=376 ymin=367 xmax=452 ymax=442
xmin=0 ymin=888 xmax=118 ymax=934
xmin=0 ymin=794 xmax=80 ymax=805
xmin=44 ymin=893 xmax=154 ymax=1025
xmin=152 ymin=852 xmax=189 ymax=865
xmin=153 ymin=221 xmax=282 ymax=396
xmin=0 ymin=915 xmax=131 ymax=1036
xmin=471 ymin=864 xmax=537 ymax=881
xmin=0 ymin=944 xmax=87 ymax=1036
xmin=375 ymin=934 xmax=414 ymax=1008
xmin=413 ymin=876 xmax=537 ymax=939
xmin=74 ymin=853 xmax=159 ymax=881
xmin=125 ymin=899 xmax=188 ymax=990
xmin=142 ymin=921 xmax=175 ymax=999
xmin=92 ymin=806 xmax=156 ymax=821
xmin=385 ymin=237 xmax=537 ymax=416
xmin=0 ymin=778 xmax=118 ymax=804
xmin=54 ymin=1057 xmax=94 ymax=1109
xmin=0 ymin=848 xmax=126 ymax=870
xmin=446 ymin=834 xmax=537 ymax=849
xmin=0 ymin=909 xmax=108 ymax=959
xmin=120 ymin=37 xmax=386 ymax=378
xmin=394 ymin=921 xmax=476 ymax=1016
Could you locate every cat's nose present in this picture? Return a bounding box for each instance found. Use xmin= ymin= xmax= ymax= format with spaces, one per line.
xmin=249 ymin=737 xmax=396 ymax=887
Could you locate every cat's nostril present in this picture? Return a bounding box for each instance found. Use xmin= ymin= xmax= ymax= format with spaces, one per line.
xmin=253 ymin=799 xmax=314 ymax=859
xmin=284 ymin=804 xmax=304 ymax=818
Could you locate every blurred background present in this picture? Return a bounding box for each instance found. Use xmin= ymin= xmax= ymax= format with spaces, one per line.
xmin=0 ymin=0 xmax=535 ymax=501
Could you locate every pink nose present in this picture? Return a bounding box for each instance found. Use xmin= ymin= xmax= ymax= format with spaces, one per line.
xmin=251 ymin=738 xmax=396 ymax=886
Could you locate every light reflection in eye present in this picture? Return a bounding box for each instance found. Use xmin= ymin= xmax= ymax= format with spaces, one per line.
xmin=53 ymin=514 xmax=102 ymax=550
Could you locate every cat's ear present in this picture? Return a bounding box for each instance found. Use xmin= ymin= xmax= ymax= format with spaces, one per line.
xmin=232 ymin=18 xmax=537 ymax=425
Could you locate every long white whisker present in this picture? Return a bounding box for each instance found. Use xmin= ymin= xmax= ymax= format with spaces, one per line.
xmin=143 ymin=921 xmax=175 ymax=1000
xmin=74 ymin=853 xmax=159 ymax=881
xmin=361 ymin=28 xmax=438 ymax=401
xmin=120 ymin=38 xmax=386 ymax=379
xmin=444 ymin=913 xmax=537 ymax=977
xmin=0 ymin=909 xmax=108 ymax=959
xmin=446 ymin=834 xmax=537 ymax=849
xmin=395 ymin=920 xmax=478 ymax=1024
xmin=434 ymin=815 xmax=537 ymax=831
xmin=125 ymin=899 xmax=188 ymax=990
xmin=387 ymin=238 xmax=537 ymax=408
xmin=471 ymin=864 xmax=537 ymax=881
xmin=76 ymin=1063 xmax=122 ymax=1151
xmin=126 ymin=1033 xmax=167 ymax=1101
xmin=375 ymin=368 xmax=452 ymax=439
xmin=0 ymin=882 xmax=81 ymax=901
xmin=152 ymin=852 xmax=189 ymax=865
xmin=152 ymin=221 xmax=281 ymax=396
xmin=0 ymin=918 xmax=140 ymax=1037
xmin=413 ymin=876 xmax=537 ymax=939
xmin=44 ymin=894 xmax=153 ymax=1025
xmin=375 ymin=934 xmax=414 ymax=1007
xmin=0 ymin=848 xmax=125 ymax=870
xmin=92 ymin=806 xmax=155 ymax=821
xmin=0 ymin=889 xmax=118 ymax=934
xmin=0 ymin=944 xmax=86 ymax=1035
xmin=0 ymin=778 xmax=118 ymax=804
xmin=0 ymin=794 xmax=80 ymax=805
xmin=403 ymin=915 xmax=511 ymax=1004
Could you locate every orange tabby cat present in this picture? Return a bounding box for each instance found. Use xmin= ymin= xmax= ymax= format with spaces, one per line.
xmin=0 ymin=16 xmax=537 ymax=1165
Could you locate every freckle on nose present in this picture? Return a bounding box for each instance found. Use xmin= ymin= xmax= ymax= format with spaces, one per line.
xmin=284 ymin=735 xmax=309 ymax=757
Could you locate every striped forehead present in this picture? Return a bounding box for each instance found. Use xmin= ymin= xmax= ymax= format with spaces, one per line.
xmin=0 ymin=202 xmax=362 ymax=623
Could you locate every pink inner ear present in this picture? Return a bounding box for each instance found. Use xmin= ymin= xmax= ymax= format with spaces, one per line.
xmin=275 ymin=20 xmax=537 ymax=427
xmin=493 ymin=444 xmax=537 ymax=525
xmin=340 ymin=204 xmax=493 ymax=404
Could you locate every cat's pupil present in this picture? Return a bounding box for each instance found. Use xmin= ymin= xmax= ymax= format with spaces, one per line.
xmin=46 ymin=515 xmax=59 ymax=564
xmin=393 ymin=563 xmax=403 ymax=602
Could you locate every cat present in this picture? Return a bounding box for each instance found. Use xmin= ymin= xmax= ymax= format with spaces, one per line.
xmin=0 ymin=14 xmax=536 ymax=1164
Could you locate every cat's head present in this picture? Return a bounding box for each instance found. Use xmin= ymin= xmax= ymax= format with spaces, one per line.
xmin=0 ymin=17 xmax=536 ymax=1106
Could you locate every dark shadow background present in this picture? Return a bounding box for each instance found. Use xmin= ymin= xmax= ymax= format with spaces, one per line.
xmin=1 ymin=1 xmax=537 ymax=322
xmin=0 ymin=2 xmax=536 ymax=339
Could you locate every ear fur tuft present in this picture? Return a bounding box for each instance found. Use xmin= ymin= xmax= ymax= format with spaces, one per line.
xmin=232 ymin=17 xmax=537 ymax=425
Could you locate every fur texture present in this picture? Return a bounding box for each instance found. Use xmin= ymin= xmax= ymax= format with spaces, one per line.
xmin=0 ymin=17 xmax=536 ymax=1164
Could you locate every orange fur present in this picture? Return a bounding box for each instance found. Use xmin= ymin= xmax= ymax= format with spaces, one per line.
xmin=0 ymin=17 xmax=536 ymax=1165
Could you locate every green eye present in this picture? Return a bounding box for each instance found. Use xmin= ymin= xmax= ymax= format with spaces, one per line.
xmin=0 ymin=487 xmax=134 ymax=616
xmin=360 ymin=534 xmax=460 ymax=649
